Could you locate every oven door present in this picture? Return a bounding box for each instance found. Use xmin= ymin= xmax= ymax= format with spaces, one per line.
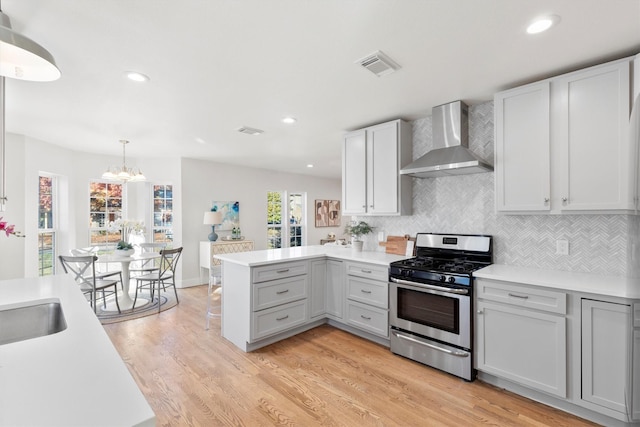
xmin=389 ymin=277 xmax=471 ymax=349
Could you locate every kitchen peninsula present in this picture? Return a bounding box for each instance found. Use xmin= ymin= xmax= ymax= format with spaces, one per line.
xmin=0 ymin=275 xmax=155 ymax=427
xmin=215 ymin=245 xmax=407 ymax=352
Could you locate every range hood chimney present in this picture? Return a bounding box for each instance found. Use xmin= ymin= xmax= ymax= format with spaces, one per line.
xmin=400 ymin=100 xmax=493 ymax=178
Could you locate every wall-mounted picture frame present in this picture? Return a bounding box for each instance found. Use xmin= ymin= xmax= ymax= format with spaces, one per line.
xmin=315 ymin=199 xmax=341 ymax=227
xmin=211 ymin=201 xmax=239 ymax=231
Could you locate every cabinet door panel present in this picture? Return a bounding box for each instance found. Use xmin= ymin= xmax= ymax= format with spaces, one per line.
xmin=368 ymin=121 xmax=399 ymax=214
xmin=557 ymin=62 xmax=631 ymax=210
xmin=476 ymin=301 xmax=566 ymax=397
xmin=326 ymin=260 xmax=344 ymax=320
xmin=495 ymin=82 xmax=550 ymax=211
xmin=633 ymin=329 xmax=640 ymax=421
xmin=310 ymin=260 xmax=326 ymax=319
xmin=342 ymin=130 xmax=367 ymax=214
xmin=581 ymin=299 xmax=631 ymax=414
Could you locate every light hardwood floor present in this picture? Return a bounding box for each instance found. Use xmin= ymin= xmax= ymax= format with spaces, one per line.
xmin=104 ymin=286 xmax=598 ymax=427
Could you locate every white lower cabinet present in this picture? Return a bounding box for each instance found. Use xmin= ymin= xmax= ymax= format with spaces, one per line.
xmin=476 ymin=299 xmax=567 ymax=397
xmin=310 ymin=260 xmax=327 ymax=319
xmin=326 ymin=259 xmax=344 ymax=320
xmin=633 ymin=327 xmax=640 ymax=421
xmin=581 ymin=298 xmax=631 ymax=415
xmin=249 ymin=260 xmax=310 ymax=342
xmin=345 ymin=261 xmax=389 ymax=338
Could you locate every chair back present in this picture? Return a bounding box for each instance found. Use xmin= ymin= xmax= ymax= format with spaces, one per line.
xmin=158 ymin=247 xmax=182 ymax=278
xmin=137 ymin=242 xmax=167 ymax=253
xmin=70 ymin=247 xmax=99 ymax=256
xmin=58 ymin=255 xmax=97 ymax=287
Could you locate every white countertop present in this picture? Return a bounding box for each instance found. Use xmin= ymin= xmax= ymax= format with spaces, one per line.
xmin=214 ymin=245 xmax=409 ymax=267
xmin=0 ymin=274 xmax=155 ymax=427
xmin=475 ymin=264 xmax=640 ymax=300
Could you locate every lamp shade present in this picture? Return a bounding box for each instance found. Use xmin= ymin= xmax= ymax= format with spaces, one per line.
xmin=203 ymin=211 xmax=223 ymax=225
xmin=0 ymin=12 xmax=61 ymax=81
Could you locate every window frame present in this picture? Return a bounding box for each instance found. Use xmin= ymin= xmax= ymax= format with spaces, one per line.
xmin=151 ymin=183 xmax=174 ymax=244
xmin=88 ymin=180 xmax=125 ymax=249
xmin=267 ymin=191 xmax=306 ymax=249
xmin=38 ymin=174 xmax=57 ymax=276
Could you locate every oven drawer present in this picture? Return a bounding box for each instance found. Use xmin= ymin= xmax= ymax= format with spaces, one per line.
xmin=346 ymin=276 xmax=388 ymax=309
xmin=346 ymin=300 xmax=388 ymax=337
xmin=346 ymin=262 xmax=388 ymax=282
xmin=251 ymin=299 xmax=308 ymax=340
xmin=252 ymin=275 xmax=308 ymax=311
xmin=476 ymin=279 xmax=567 ymax=315
xmin=252 ymin=261 xmax=308 ymax=283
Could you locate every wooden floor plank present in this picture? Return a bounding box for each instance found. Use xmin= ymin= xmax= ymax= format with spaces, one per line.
xmin=104 ymin=285 xmax=599 ymax=427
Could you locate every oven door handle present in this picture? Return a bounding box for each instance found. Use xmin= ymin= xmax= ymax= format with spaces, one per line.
xmin=391 ymin=330 xmax=470 ymax=358
xmin=390 ymin=277 xmax=469 ymax=295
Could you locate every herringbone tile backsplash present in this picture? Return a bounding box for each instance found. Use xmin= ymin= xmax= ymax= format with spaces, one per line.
xmin=355 ymin=101 xmax=638 ymax=278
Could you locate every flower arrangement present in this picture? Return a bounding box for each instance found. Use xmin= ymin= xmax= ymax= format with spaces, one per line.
xmin=108 ymin=218 xmax=144 ymax=250
xmin=0 ymin=217 xmax=24 ymax=238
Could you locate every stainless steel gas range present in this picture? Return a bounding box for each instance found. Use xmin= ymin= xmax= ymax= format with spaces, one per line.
xmin=388 ymin=233 xmax=493 ymax=381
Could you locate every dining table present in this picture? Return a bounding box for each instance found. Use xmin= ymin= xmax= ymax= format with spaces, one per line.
xmin=97 ymin=252 xmax=161 ymax=311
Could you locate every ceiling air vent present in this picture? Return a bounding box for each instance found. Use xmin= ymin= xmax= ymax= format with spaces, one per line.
xmin=357 ymin=51 xmax=400 ymax=77
xmin=237 ymin=126 xmax=264 ymax=135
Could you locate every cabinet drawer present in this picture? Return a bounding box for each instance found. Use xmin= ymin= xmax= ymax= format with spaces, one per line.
xmin=346 ymin=300 xmax=388 ymax=338
xmin=252 ymin=261 xmax=308 ymax=283
xmin=346 ymin=262 xmax=388 ymax=282
xmin=476 ymin=279 xmax=566 ymax=315
xmin=252 ymin=275 xmax=308 ymax=311
xmin=346 ymin=276 xmax=387 ymax=309
xmin=251 ymin=299 xmax=308 ymax=341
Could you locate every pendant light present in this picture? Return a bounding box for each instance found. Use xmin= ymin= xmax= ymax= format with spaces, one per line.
xmin=102 ymin=140 xmax=146 ymax=182
xmin=0 ymin=2 xmax=60 ymax=81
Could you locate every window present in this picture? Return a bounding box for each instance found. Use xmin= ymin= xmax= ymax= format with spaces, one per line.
xmin=89 ymin=181 xmax=123 ymax=247
xmin=267 ymin=191 xmax=305 ymax=249
xmin=38 ymin=175 xmax=56 ymax=276
xmin=152 ymin=184 xmax=173 ymax=243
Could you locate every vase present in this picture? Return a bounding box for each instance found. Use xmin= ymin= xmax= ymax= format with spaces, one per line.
xmin=351 ymin=241 xmax=364 ymax=252
xmin=115 ymin=248 xmax=135 ymax=257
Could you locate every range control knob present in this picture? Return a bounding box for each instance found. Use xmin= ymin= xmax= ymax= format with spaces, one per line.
xmin=439 ymin=275 xmax=447 ymax=282
xmin=448 ymin=276 xmax=456 ymax=284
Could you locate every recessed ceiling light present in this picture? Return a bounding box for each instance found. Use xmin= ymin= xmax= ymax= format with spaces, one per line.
xmin=282 ymin=117 xmax=297 ymax=124
xmin=195 ymin=137 xmax=206 ymax=144
xmin=307 ymin=164 xmax=314 ymax=168
xmin=125 ymin=71 xmax=150 ymax=82
xmin=527 ymin=15 xmax=560 ymax=34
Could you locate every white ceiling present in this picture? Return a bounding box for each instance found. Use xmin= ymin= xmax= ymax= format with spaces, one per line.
xmin=3 ymin=0 xmax=640 ymax=179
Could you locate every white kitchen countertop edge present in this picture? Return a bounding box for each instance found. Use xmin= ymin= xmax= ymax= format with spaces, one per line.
xmin=214 ymin=245 xmax=408 ymax=267
xmin=0 ymin=274 xmax=155 ymax=427
xmin=474 ymin=264 xmax=640 ymax=300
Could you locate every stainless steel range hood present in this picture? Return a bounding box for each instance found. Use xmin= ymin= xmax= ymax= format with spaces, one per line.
xmin=400 ymin=100 xmax=493 ymax=178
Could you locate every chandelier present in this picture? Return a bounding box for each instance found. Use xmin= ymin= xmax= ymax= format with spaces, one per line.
xmin=102 ymin=140 xmax=146 ymax=182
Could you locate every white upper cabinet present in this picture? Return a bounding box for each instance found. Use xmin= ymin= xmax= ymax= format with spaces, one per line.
xmin=342 ymin=119 xmax=412 ymax=216
xmin=495 ymin=82 xmax=551 ymax=211
xmin=495 ymin=57 xmax=634 ymax=213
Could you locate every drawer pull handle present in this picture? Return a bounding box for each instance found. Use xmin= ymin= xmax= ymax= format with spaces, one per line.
xmin=508 ymin=293 xmax=529 ymax=299
xmin=276 ymin=289 xmax=289 ymax=295
xmin=276 ymin=269 xmax=290 ymax=273
xmin=360 ymin=289 xmax=372 ymax=294
xmin=276 ymin=315 xmax=289 ymax=321
xmin=361 ymin=269 xmax=372 ymax=274
xmin=360 ymin=315 xmax=371 ymax=320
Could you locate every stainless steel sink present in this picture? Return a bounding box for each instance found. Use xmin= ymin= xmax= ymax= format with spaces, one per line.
xmin=0 ymin=299 xmax=67 ymax=345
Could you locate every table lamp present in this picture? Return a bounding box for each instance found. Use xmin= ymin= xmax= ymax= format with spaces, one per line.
xmin=203 ymin=211 xmax=224 ymax=241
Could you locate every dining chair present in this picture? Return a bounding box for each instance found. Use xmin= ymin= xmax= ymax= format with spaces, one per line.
xmin=133 ymin=247 xmax=182 ymax=312
xmin=129 ymin=242 xmax=167 ymax=278
xmin=70 ymin=247 xmax=122 ymax=279
xmin=58 ymin=255 xmax=122 ymax=314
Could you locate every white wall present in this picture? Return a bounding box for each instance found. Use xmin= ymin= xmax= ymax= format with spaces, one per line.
xmin=180 ymin=157 xmax=342 ymax=286
xmin=0 ymin=134 xmax=26 ymax=280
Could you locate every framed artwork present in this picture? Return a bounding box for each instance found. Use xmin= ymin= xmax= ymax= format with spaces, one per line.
xmin=315 ymin=199 xmax=341 ymax=227
xmin=211 ymin=201 xmax=239 ymax=231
